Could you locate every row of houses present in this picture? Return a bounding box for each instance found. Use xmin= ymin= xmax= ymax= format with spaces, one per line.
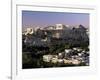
xmin=22 ymin=24 xmax=89 ymax=36
xmin=43 ymin=47 xmax=89 ymax=65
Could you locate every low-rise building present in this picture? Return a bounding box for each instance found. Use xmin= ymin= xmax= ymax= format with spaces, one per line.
xmin=43 ymin=55 xmax=53 ymax=62
xmin=72 ymin=59 xmax=81 ymax=65
xmin=58 ymin=52 xmax=64 ymax=59
xmin=51 ymin=58 xmax=58 ymax=63
xmin=58 ymin=59 xmax=64 ymax=63
xmin=63 ymin=59 xmax=72 ymax=64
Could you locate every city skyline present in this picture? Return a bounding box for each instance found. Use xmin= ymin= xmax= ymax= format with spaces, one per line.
xmin=22 ymin=11 xmax=89 ymax=30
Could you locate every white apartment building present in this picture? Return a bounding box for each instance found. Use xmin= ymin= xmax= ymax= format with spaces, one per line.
xmin=25 ymin=28 xmax=34 ymax=35
xmin=44 ymin=24 xmax=69 ymax=30
xmin=55 ymin=24 xmax=65 ymax=30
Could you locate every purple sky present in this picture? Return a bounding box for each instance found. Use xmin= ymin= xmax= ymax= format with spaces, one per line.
xmin=22 ymin=11 xmax=89 ymax=29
